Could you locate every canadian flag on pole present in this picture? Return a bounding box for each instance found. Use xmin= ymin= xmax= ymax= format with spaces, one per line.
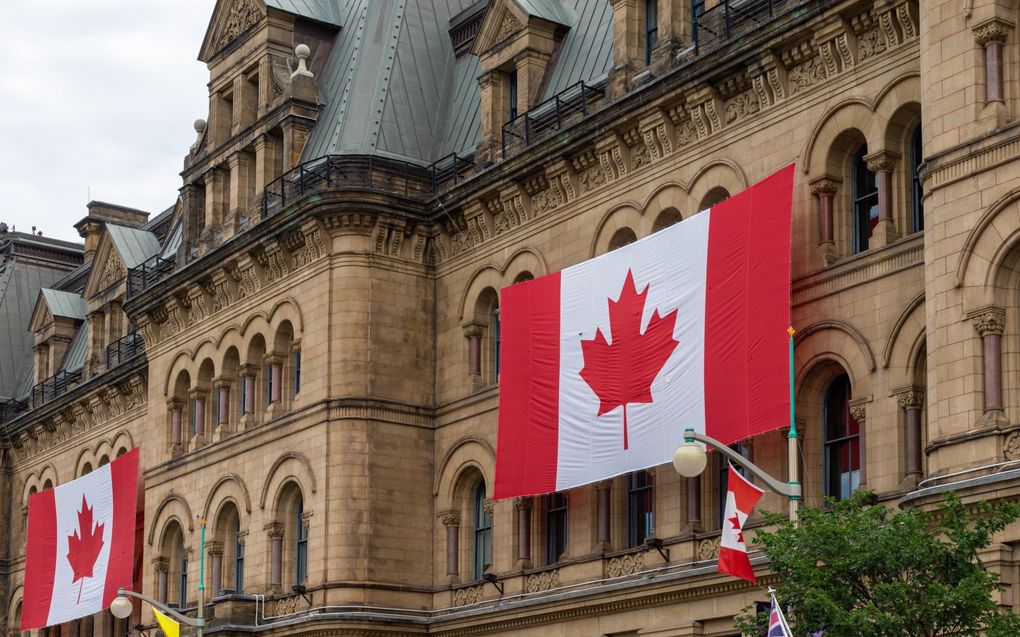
xmin=21 ymin=448 xmax=139 ymax=629
xmin=719 ymin=463 xmax=765 ymax=583
xmin=494 ymin=164 xmax=794 ymax=498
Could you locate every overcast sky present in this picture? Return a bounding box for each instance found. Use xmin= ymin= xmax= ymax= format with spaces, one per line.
xmin=0 ymin=0 xmax=212 ymax=243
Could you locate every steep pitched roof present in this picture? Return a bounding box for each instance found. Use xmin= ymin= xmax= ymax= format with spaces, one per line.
xmin=267 ymin=0 xmax=342 ymax=24
xmin=39 ymin=289 xmax=88 ymax=320
xmin=105 ymin=224 xmax=161 ymax=269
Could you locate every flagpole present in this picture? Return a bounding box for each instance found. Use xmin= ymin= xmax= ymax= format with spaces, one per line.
xmin=787 ymin=327 xmax=799 ymax=524
xmin=198 ymin=518 xmax=206 ymax=637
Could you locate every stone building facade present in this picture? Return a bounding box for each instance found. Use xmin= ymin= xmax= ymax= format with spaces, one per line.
xmin=3 ymin=0 xmax=1020 ymax=635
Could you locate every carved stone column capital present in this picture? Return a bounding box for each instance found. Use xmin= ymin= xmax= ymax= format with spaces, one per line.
xmin=151 ymin=556 xmax=170 ymax=573
xmin=973 ymin=17 xmax=1013 ymax=46
xmin=264 ymin=521 xmax=285 ymax=540
xmin=187 ymin=387 xmax=209 ymax=401
xmin=462 ymin=321 xmax=485 ymax=339
xmin=970 ymin=307 xmax=1006 ymax=336
xmin=206 ymin=540 xmax=224 ymax=557
xmin=238 ymin=363 xmax=259 ymax=378
xmin=894 ymin=387 xmax=925 ymax=410
xmin=863 ymin=150 xmax=900 ymax=173
xmin=593 ymin=479 xmax=613 ymax=491
xmin=439 ymin=509 xmax=461 ymax=527
xmin=512 ymin=496 xmax=532 ymax=510
xmin=483 ymin=498 xmax=494 ymax=515
xmin=809 ymin=175 xmax=841 ymax=197
xmin=848 ymin=396 xmax=871 ymax=425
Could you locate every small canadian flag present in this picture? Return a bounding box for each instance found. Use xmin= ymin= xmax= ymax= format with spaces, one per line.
xmin=21 ymin=448 xmax=138 ymax=629
xmin=718 ymin=463 xmax=764 ymax=583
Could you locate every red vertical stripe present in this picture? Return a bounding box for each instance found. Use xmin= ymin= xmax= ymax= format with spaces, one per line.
xmin=22 ymin=489 xmax=57 ymax=629
xmin=494 ymin=273 xmax=561 ymax=499
xmin=103 ymin=448 xmax=139 ymax=606
xmin=704 ymin=165 xmax=795 ymax=445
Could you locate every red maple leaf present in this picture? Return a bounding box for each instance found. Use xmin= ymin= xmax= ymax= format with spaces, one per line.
xmin=67 ymin=494 xmax=105 ymax=603
xmin=579 ymin=269 xmax=679 ymax=449
xmin=728 ymin=514 xmax=744 ymax=544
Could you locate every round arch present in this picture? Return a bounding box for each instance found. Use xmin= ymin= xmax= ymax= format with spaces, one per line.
xmin=259 ymin=451 xmax=317 ymax=510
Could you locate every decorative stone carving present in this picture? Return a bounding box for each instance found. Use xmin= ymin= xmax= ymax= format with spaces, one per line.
xmin=971 ymin=308 xmax=1006 ymax=337
xmin=1004 ymin=431 xmax=1020 ymax=461
xmin=483 ymin=498 xmax=494 ymax=515
xmin=896 ymin=389 xmax=924 ymax=410
xmin=264 ymin=521 xmax=285 ymax=540
xmin=972 ymin=18 xmax=1012 ymax=46
xmin=152 ymin=556 xmax=170 ymax=573
xmin=724 ymin=90 xmax=760 ymax=124
xmin=439 ymin=509 xmax=461 ymax=527
xmin=274 ymin=594 xmax=301 ymax=615
xmin=848 ymin=401 xmax=867 ymax=426
xmin=512 ymin=496 xmax=532 ymax=510
xmin=453 ymin=584 xmax=484 ymax=606
xmin=696 ymin=536 xmax=720 ymax=561
xmin=218 ymin=0 xmax=262 ymax=49
xmin=572 ymin=150 xmax=606 ymax=194
xmin=622 ymin=128 xmax=650 ymax=169
xmin=864 ymin=150 xmax=900 ymax=174
xmin=98 ymin=254 xmax=126 ymax=290
xmin=607 ymin=552 xmax=644 ymax=577
xmin=525 ymin=569 xmax=560 ymax=593
xmin=495 ymin=10 xmax=524 ymax=43
xmin=788 ymin=57 xmax=827 ymax=94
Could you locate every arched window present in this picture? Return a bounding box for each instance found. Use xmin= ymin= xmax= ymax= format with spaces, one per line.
xmin=852 ymin=146 xmax=878 ymax=253
xmin=824 ymin=374 xmax=860 ymax=500
xmin=295 ymin=494 xmax=308 ymax=585
xmin=608 ymin=228 xmax=637 ymax=251
xmin=911 ymin=127 xmax=924 ymax=233
xmin=177 ymin=532 xmax=188 ymax=607
xmin=473 ymin=482 xmax=492 ymax=579
xmin=627 ymin=470 xmax=655 ymax=547
xmin=545 ymin=492 xmax=568 ymax=565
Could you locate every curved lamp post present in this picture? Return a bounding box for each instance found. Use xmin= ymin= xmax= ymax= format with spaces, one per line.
xmin=111 ymin=519 xmax=206 ymax=637
xmin=672 ymin=328 xmax=802 ymax=522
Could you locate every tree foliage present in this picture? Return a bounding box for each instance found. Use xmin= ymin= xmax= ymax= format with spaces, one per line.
xmin=735 ymin=491 xmax=1020 ymax=637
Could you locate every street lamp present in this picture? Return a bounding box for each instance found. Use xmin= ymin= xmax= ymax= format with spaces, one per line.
xmin=673 ymin=428 xmax=801 ymax=521
xmin=109 ymin=587 xmax=204 ymax=636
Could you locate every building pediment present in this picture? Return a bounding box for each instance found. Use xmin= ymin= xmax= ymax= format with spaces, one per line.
xmin=84 ymin=237 xmax=127 ymax=300
xmin=472 ymin=0 xmax=573 ymax=57
xmin=29 ymin=289 xmax=87 ymax=334
xmin=199 ymin=0 xmax=267 ymax=62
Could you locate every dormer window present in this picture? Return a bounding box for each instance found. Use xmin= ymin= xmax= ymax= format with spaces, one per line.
xmin=644 ymin=0 xmax=658 ymax=65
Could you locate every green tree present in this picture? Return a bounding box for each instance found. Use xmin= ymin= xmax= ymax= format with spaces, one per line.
xmin=735 ymin=491 xmax=1020 ymax=637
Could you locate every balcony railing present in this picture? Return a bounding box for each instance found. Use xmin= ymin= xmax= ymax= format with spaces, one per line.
xmin=126 ymin=254 xmax=176 ymax=299
xmin=0 ymin=398 xmax=28 ymax=427
xmin=28 ymin=369 xmax=83 ymax=411
xmin=501 ymin=81 xmax=606 ymax=159
xmin=106 ymin=331 xmax=144 ymax=369
xmin=693 ymin=0 xmax=804 ymax=56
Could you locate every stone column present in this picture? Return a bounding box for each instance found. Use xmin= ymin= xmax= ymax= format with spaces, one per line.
xmin=685 ymin=476 xmax=701 ymax=531
xmin=809 ymin=176 xmax=840 ymax=265
xmin=440 ymin=509 xmax=461 ymax=583
xmin=973 ymin=18 xmax=1013 ymax=104
xmin=970 ymin=307 xmax=1007 ymax=422
xmin=168 ymin=398 xmax=183 ymax=455
xmin=595 ymin=479 xmax=612 ymax=551
xmin=265 ymin=354 xmax=284 ymax=410
xmin=239 ymin=364 xmax=257 ymax=419
xmin=265 ymin=522 xmax=285 ymax=593
xmin=214 ymin=379 xmax=231 ymax=427
xmin=206 ymin=540 xmax=224 ymax=596
xmin=152 ymin=556 xmax=170 ymax=604
xmin=864 ymin=150 xmax=901 ymax=248
xmin=204 ymin=167 xmax=227 ymax=242
xmin=228 ymin=151 xmax=255 ymax=223
xmin=849 ymin=398 xmax=870 ymax=488
xmin=189 ymin=389 xmax=207 ymax=439
xmin=514 ymin=497 xmax=532 ymax=569
xmin=896 ymin=388 xmax=925 ymax=486
xmin=464 ymin=322 xmax=484 ymax=390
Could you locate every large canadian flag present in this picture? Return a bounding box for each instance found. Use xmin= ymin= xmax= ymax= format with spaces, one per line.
xmin=494 ymin=165 xmax=794 ymax=499
xmin=22 ymin=448 xmax=139 ymax=629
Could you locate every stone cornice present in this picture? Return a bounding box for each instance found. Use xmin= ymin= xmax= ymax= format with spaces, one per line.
xmin=792 ymin=233 xmax=923 ymax=306
xmin=920 ymin=122 xmax=1020 ymax=192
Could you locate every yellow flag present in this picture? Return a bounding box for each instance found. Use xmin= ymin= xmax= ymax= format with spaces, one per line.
xmin=153 ymin=608 xmax=180 ymax=637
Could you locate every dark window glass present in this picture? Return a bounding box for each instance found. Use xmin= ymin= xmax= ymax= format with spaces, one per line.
xmin=178 ymin=536 xmax=188 ymax=608
xmin=717 ymin=443 xmax=752 ymax=528
xmin=492 ymin=307 xmax=501 ymax=380
xmin=546 ymin=492 xmax=568 ymax=564
xmin=911 ymin=127 xmax=924 ymax=232
xmin=645 ymin=0 xmax=658 ymax=65
xmin=266 ymin=364 xmax=274 ymax=405
xmin=627 ymin=471 xmax=655 ymax=547
xmin=507 ymin=71 xmax=518 ymax=122
xmin=852 ymin=146 xmax=879 ymax=253
xmin=239 ymin=378 xmax=247 ymax=415
xmin=295 ymin=495 xmax=308 ymax=584
xmin=234 ymin=517 xmax=244 ymax=594
xmin=692 ymin=0 xmax=706 ymax=47
xmin=293 ymin=351 xmax=301 ymax=396
xmin=824 ymin=374 xmax=860 ymax=500
xmin=473 ymin=482 xmax=493 ymax=579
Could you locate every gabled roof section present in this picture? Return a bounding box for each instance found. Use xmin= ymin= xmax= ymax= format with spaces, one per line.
xmin=28 ymin=289 xmax=87 ymax=333
xmin=106 ymin=225 xmax=161 ymax=269
xmin=200 ymin=0 xmax=342 ymax=62
xmin=267 ymin=0 xmax=342 ymax=24
xmin=473 ymin=0 xmax=574 ymax=55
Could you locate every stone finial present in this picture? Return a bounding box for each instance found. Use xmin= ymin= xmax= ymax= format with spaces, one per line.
xmin=970 ymin=307 xmax=1006 ymax=337
xmin=191 ymin=119 xmax=207 ymax=154
xmin=292 ymin=44 xmax=313 ymax=78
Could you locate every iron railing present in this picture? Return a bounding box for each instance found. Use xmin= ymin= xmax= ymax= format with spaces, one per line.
xmin=126 ymin=254 xmax=176 ymax=299
xmin=106 ymin=331 xmax=144 ymax=369
xmin=0 ymin=398 xmax=28 ymax=427
xmin=501 ymin=81 xmax=606 ymax=159
xmin=692 ymin=0 xmax=803 ymax=56
xmin=28 ymin=369 xmax=83 ymax=410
